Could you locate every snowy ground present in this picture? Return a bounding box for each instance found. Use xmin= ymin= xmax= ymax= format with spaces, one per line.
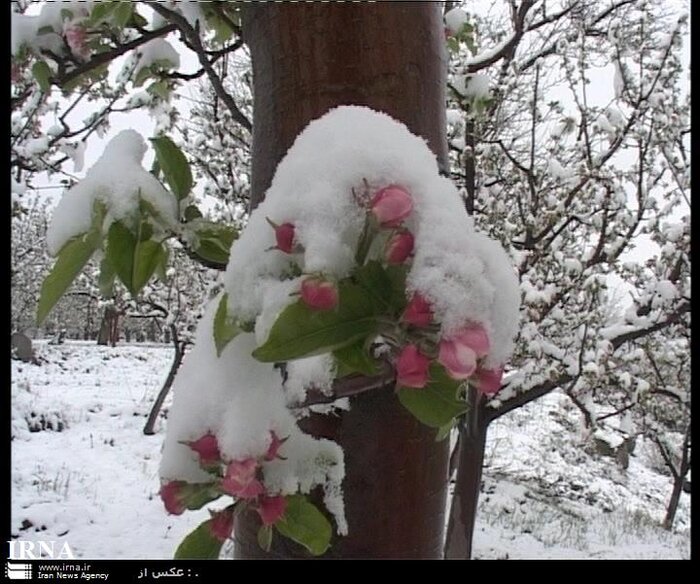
xmin=10 ymin=341 xmax=690 ymax=559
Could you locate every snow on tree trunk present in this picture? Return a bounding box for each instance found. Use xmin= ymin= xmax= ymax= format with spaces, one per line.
xmin=236 ymin=2 xmax=451 ymax=558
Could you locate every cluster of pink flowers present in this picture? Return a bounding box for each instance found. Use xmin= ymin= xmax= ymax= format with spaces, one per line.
xmin=265 ymin=182 xmax=504 ymax=396
xmin=159 ymin=431 xmax=288 ymax=542
xmin=396 ymin=312 xmax=503 ymax=395
xmin=268 ymin=184 xmax=417 ymax=313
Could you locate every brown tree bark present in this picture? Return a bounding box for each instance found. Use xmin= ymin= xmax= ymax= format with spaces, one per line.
xmin=236 ymin=2 xmax=450 ymax=559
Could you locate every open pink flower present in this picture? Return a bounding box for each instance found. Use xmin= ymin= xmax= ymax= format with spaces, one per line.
xmin=402 ymin=293 xmax=433 ymax=328
xmin=438 ymin=324 xmax=489 ymax=381
xmin=370 ymin=186 xmax=413 ymax=227
xmin=385 ymin=230 xmax=414 ymax=264
xmin=257 ymin=495 xmax=287 ymax=526
xmin=264 ymin=431 xmax=286 ymax=462
xmin=186 ymin=432 xmax=221 ymax=466
xmin=301 ymin=277 xmax=338 ymax=311
xmin=473 ymin=366 xmax=504 ymax=396
xmin=396 ymin=344 xmax=431 ymax=389
xmin=209 ymin=508 xmax=235 ymax=542
xmin=222 ymin=458 xmax=264 ymax=499
xmin=159 ymin=481 xmax=188 ymax=515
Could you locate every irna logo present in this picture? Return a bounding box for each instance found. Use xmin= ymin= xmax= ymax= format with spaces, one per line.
xmin=7 ymin=540 xmax=75 ymax=560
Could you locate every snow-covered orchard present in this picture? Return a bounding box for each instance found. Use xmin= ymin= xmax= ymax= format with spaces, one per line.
xmin=11 ymin=0 xmax=689 ymax=559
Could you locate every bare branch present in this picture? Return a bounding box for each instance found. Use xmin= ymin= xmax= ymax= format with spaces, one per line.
xmin=148 ymin=2 xmax=252 ymax=132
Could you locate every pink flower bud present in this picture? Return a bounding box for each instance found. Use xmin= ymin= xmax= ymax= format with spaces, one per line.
xmin=257 ymin=495 xmax=287 ymax=526
xmin=209 ymin=508 xmax=235 ymax=542
xmin=396 ymin=344 xmax=431 ymax=389
xmin=402 ymin=293 xmax=433 ymax=328
xmin=186 ymin=432 xmax=221 ymax=466
xmin=438 ymin=331 xmax=484 ymax=380
xmin=264 ymin=431 xmax=287 ymax=462
xmin=300 ymin=277 xmax=338 ymax=311
xmin=473 ymin=366 xmax=504 ymax=396
xmin=159 ymin=481 xmax=187 ymax=515
xmin=385 ymin=230 xmax=414 ymax=264
xmin=222 ymin=458 xmax=264 ymax=499
xmin=268 ymin=220 xmax=295 ymax=254
xmin=370 ymin=185 xmax=414 ymax=228
xmin=445 ymin=323 xmax=490 ymax=358
xmin=64 ymin=24 xmax=90 ymax=61
xmin=438 ymin=325 xmax=489 ymax=380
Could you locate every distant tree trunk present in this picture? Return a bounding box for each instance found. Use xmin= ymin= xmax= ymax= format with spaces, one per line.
xmin=659 ymin=425 xmax=691 ymax=531
xmin=237 ymin=2 xmax=450 ymax=559
xmin=97 ymin=305 xmax=119 ymax=346
xmin=663 ymin=478 xmax=684 ymax=531
xmin=144 ymin=325 xmax=186 ymax=436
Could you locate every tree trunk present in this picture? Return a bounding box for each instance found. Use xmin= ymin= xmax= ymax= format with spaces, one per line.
xmin=144 ymin=325 xmax=185 ymax=436
xmin=97 ymin=305 xmax=117 ymax=346
xmin=237 ymin=2 xmax=450 ymax=559
xmin=662 ymin=476 xmax=683 ymax=531
xmin=444 ymin=392 xmax=488 ymax=559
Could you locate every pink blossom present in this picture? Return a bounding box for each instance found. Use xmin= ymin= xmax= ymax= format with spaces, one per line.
xmin=385 ymin=230 xmax=414 ymax=264
xmin=473 ymin=366 xmax=504 ymax=396
xmin=222 ymin=458 xmax=264 ymax=499
xmin=186 ymin=432 xmax=221 ymax=466
xmin=370 ymin=185 xmax=414 ymax=228
xmin=402 ymin=293 xmax=433 ymax=328
xmin=396 ymin=344 xmax=431 ymax=389
xmin=452 ymin=324 xmax=490 ymax=358
xmin=159 ymin=481 xmax=187 ymax=515
xmin=268 ymin=219 xmax=295 ymax=254
xmin=257 ymin=495 xmax=287 ymax=526
xmin=264 ymin=431 xmax=286 ymax=462
xmin=209 ymin=508 xmax=235 ymax=542
xmin=300 ymin=277 xmax=338 ymax=311
xmin=438 ymin=323 xmax=490 ymax=380
xmin=64 ymin=24 xmax=90 ymax=60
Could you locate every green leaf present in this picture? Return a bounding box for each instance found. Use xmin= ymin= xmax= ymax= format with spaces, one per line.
xmin=435 ymin=420 xmax=456 ymax=442
xmin=129 ymin=11 xmax=149 ymax=29
xmin=192 ymin=223 xmax=237 ymax=266
xmin=150 ymin=136 xmax=193 ymax=201
xmin=213 ymin=293 xmax=240 ymax=357
xmin=132 ymin=240 xmax=164 ymax=293
xmin=107 ymin=221 xmax=137 ymax=293
xmin=397 ymin=365 xmax=468 ymax=428
xmin=333 ymin=341 xmax=379 ymax=377
xmin=253 ymin=280 xmax=380 ymax=363
xmin=353 ymin=261 xmax=407 ymax=317
xmin=97 ymin=255 xmax=116 ymax=297
xmin=174 ymin=519 xmax=223 ymax=560
xmin=88 ymin=1 xmax=118 ymax=26
xmin=37 ymin=232 xmax=100 ymax=324
xmin=178 ymin=482 xmax=223 ymax=511
xmin=107 ymin=219 xmax=163 ymax=295
xmin=184 ymin=205 xmax=203 ymax=222
xmin=32 ymin=61 xmax=51 ymax=93
xmin=147 ymin=79 xmax=171 ymax=100
xmin=133 ymin=65 xmax=153 ymax=88
xmin=274 ymin=495 xmax=332 ymax=557
xmin=111 ymin=1 xmax=134 ymax=28
xmin=257 ymin=525 xmax=273 ymax=553
xmin=155 ymin=245 xmax=170 ymax=283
